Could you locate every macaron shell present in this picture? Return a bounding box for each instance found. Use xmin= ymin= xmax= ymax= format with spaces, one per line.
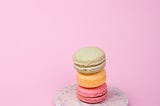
xmin=76 ymin=69 xmax=106 ymax=88
xmin=73 ymin=47 xmax=105 ymax=64
xmin=77 ymin=93 xmax=107 ymax=104
xmin=76 ymin=83 xmax=107 ymax=98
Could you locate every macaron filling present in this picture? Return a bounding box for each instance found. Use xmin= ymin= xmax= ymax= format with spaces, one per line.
xmin=74 ymin=60 xmax=106 ymax=74
xmin=74 ymin=59 xmax=105 ymax=68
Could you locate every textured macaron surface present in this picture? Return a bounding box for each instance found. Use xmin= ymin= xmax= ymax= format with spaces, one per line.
xmin=76 ymin=69 xmax=106 ymax=88
xmin=73 ymin=47 xmax=105 ymax=64
xmin=73 ymin=47 xmax=106 ymax=74
xmin=76 ymin=83 xmax=107 ymax=98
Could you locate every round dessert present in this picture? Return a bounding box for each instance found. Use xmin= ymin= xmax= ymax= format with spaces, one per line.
xmin=76 ymin=69 xmax=106 ymax=88
xmin=76 ymin=83 xmax=107 ymax=103
xmin=73 ymin=47 xmax=106 ymax=74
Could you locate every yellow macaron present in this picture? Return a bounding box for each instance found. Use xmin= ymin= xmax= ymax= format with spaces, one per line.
xmin=76 ymin=69 xmax=106 ymax=88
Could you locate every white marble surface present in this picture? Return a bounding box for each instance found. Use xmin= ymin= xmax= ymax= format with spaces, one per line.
xmin=55 ymin=84 xmax=128 ymax=106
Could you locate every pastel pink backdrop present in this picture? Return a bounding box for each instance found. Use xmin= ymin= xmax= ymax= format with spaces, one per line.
xmin=0 ymin=0 xmax=159 ymax=106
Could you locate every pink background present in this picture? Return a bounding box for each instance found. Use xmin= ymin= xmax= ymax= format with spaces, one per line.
xmin=0 ymin=0 xmax=160 ymax=106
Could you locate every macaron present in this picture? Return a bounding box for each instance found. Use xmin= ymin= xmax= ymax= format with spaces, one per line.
xmin=76 ymin=69 xmax=106 ymax=88
xmin=76 ymin=83 xmax=107 ymax=104
xmin=73 ymin=47 xmax=106 ymax=74
xmin=76 ymin=83 xmax=107 ymax=98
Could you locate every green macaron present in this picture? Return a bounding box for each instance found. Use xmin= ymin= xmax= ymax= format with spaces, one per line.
xmin=73 ymin=47 xmax=106 ymax=74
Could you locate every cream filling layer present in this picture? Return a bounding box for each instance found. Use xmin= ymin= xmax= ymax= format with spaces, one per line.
xmin=74 ymin=61 xmax=106 ymax=71
xmin=74 ymin=58 xmax=106 ymax=66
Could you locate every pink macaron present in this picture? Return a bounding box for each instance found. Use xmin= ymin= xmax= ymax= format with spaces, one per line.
xmin=76 ymin=83 xmax=107 ymax=104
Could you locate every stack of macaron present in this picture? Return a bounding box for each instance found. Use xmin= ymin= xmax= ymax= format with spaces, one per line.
xmin=73 ymin=47 xmax=107 ymax=104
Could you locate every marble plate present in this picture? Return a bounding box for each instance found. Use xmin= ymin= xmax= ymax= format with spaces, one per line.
xmin=55 ymin=84 xmax=128 ymax=106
